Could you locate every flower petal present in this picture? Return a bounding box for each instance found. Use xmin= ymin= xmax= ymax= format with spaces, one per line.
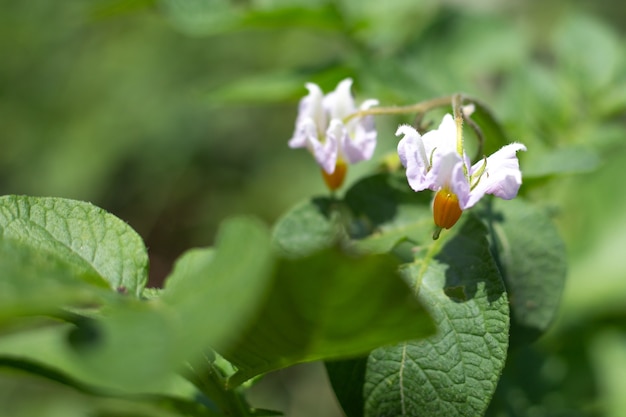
xmin=324 ymin=78 xmax=357 ymax=120
xmin=422 ymin=113 xmax=458 ymax=159
xmin=430 ymin=151 xmax=470 ymax=208
xmin=342 ymin=97 xmax=379 ymax=164
xmin=342 ymin=124 xmax=377 ymax=164
xmin=466 ymin=142 xmax=527 ymax=208
xmin=289 ymin=82 xmax=325 ymax=149
xmin=396 ymin=124 xmax=432 ymax=191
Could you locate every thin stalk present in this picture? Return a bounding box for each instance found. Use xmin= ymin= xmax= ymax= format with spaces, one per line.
xmin=184 ymin=356 xmax=251 ymax=417
xmin=342 ymin=95 xmax=454 ymax=124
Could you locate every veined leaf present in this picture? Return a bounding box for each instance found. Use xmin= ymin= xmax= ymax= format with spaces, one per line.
xmin=71 ymin=217 xmax=274 ymax=391
xmin=225 ymin=248 xmax=434 ymax=387
xmin=479 ymin=198 xmax=567 ymax=344
xmin=0 ymin=196 xmax=148 ymax=296
xmin=363 ymin=215 xmax=509 ymax=417
xmin=0 ymin=237 xmax=107 ymax=323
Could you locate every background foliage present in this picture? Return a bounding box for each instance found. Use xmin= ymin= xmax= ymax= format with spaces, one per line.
xmin=1 ymin=0 xmax=626 ymax=415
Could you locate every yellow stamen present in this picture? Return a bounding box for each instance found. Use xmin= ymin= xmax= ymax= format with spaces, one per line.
xmin=432 ymin=189 xmax=463 ymax=239
xmin=321 ymin=160 xmax=348 ymax=191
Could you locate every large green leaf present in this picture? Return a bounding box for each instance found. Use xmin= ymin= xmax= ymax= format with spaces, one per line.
xmin=71 ymin=217 xmax=274 ymax=391
xmin=0 ymin=362 xmax=215 ymax=417
xmin=0 ymin=196 xmax=148 ymax=296
xmin=363 ymin=215 xmax=509 ymax=417
xmin=480 ymin=198 xmax=567 ymax=344
xmin=162 ymin=217 xmax=275 ymax=354
xmin=0 ymin=237 xmax=107 ymax=323
xmin=225 ymin=248 xmax=434 ymax=387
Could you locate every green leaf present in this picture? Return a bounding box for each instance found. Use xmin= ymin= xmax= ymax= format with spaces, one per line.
xmin=0 ymin=362 xmax=216 ymax=417
xmin=470 ymin=99 xmax=511 ymax=159
xmin=225 ymin=248 xmax=435 ymax=387
xmin=272 ymin=197 xmax=344 ymax=257
xmin=0 ymin=196 xmax=149 ymax=296
xmin=522 ymin=146 xmax=600 ymax=179
xmin=162 ymin=217 xmax=274 ymax=352
xmin=0 ymin=237 xmax=106 ymax=323
xmin=204 ymin=71 xmax=310 ymax=105
xmin=159 ymin=0 xmax=241 ymax=36
xmin=71 ymin=217 xmax=274 ymax=391
xmin=363 ymin=215 xmax=509 ymax=417
xmin=325 ymin=357 xmax=367 ymax=417
xmin=343 ymin=173 xmax=433 ymax=244
xmin=590 ymin=330 xmax=626 ymax=417
xmin=552 ymin=13 xmax=621 ymax=92
xmin=480 ymin=198 xmax=567 ymax=343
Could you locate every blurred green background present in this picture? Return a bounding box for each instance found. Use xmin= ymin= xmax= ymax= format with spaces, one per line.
xmin=2 ymin=0 xmax=626 ymax=415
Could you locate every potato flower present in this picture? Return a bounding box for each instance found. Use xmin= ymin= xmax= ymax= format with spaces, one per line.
xmin=396 ymin=113 xmax=526 ymax=238
xmin=288 ymin=78 xmax=378 ymax=190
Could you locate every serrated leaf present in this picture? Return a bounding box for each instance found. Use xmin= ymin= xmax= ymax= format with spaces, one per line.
xmin=71 ymin=217 xmax=274 ymax=391
xmin=225 ymin=248 xmax=435 ymax=387
xmin=363 ymin=215 xmax=509 ymax=417
xmin=480 ymin=198 xmax=567 ymax=343
xmin=0 ymin=196 xmax=148 ymax=296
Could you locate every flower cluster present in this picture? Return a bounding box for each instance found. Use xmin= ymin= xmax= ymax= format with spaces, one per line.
xmin=289 ymin=79 xmax=526 ymax=238
xmin=396 ymin=114 xmax=526 ymax=237
xmin=288 ymin=78 xmax=378 ymax=190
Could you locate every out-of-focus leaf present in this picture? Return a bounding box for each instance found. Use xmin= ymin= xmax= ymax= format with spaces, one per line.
xmin=522 ymin=146 xmax=600 ymax=179
xmin=239 ymin=4 xmax=344 ymax=31
xmin=162 ymin=218 xmax=273 ymax=352
xmin=325 ymin=357 xmax=367 ymax=417
xmin=0 ymin=365 xmax=215 ymax=417
xmin=0 ymin=322 xmax=195 ymax=398
xmin=0 ymin=237 xmax=106 ymax=323
xmin=158 ymin=0 xmax=242 ymax=36
xmin=553 ymin=13 xmax=621 ymax=92
xmin=590 ymin=330 xmax=626 ymax=417
xmin=340 ymin=0 xmax=439 ymax=54
xmin=72 ymin=217 xmax=274 ymax=391
xmin=363 ymin=215 xmax=509 ymax=417
xmin=160 ymin=1 xmax=343 ymax=37
xmin=470 ymin=99 xmax=511 ymax=158
xmin=0 ymin=196 xmax=148 ymax=296
xmin=204 ymin=72 xmax=310 ymax=105
xmin=272 ymin=197 xmax=343 ymax=258
xmin=225 ymin=248 xmax=434 ymax=387
xmin=90 ymin=0 xmax=156 ymax=19
xmin=480 ymin=198 xmax=567 ymax=344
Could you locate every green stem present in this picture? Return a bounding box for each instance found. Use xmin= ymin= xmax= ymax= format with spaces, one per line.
xmin=452 ymin=93 xmax=464 ymax=158
xmin=184 ymin=356 xmax=251 ymax=417
xmin=342 ymin=95 xmax=454 ymax=124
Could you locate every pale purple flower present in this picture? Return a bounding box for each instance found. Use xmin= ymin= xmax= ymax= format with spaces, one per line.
xmin=288 ymin=78 xmax=378 ymax=174
xmin=397 ymin=114 xmax=526 ymax=210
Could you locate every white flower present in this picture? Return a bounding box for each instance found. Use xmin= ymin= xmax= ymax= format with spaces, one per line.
xmin=396 ymin=114 xmax=526 ymax=234
xmin=288 ymin=78 xmax=378 ymax=189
